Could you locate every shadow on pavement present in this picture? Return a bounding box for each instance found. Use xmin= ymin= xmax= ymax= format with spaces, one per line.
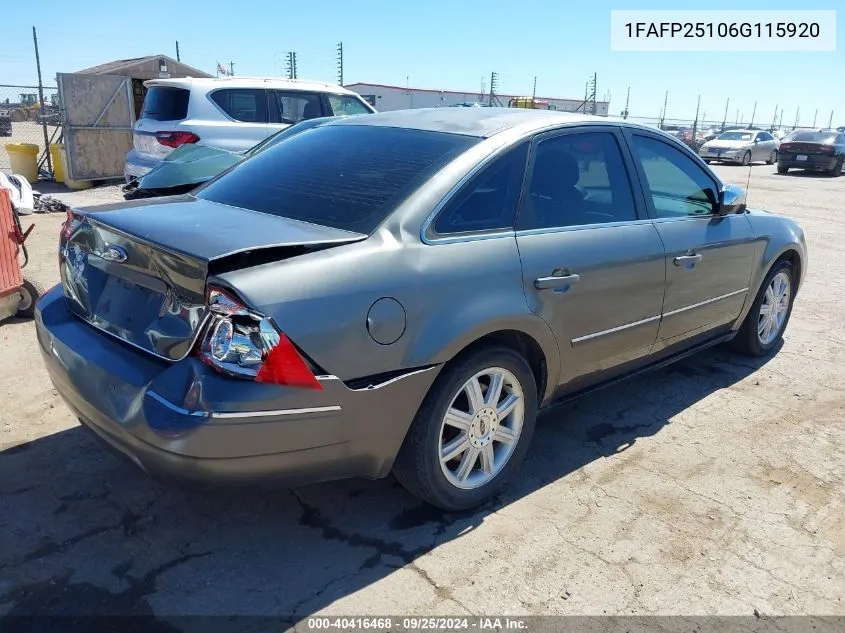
xmin=0 ymin=345 xmax=779 ymax=627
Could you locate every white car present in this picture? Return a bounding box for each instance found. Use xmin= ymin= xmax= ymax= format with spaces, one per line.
xmin=125 ymin=77 xmax=376 ymax=182
xmin=698 ymin=129 xmax=780 ymax=166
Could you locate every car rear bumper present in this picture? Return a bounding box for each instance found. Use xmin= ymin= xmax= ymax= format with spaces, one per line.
xmin=35 ymin=285 xmax=438 ymax=488
xmin=124 ymin=149 xmax=161 ymax=182
xmin=778 ymin=157 xmax=838 ymax=170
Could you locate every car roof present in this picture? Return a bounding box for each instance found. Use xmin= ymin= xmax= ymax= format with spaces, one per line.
xmin=325 ymin=107 xmax=607 ymax=138
xmin=144 ymin=76 xmax=357 ymax=95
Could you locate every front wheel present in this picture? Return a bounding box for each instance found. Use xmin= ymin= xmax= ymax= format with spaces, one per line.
xmin=393 ymin=346 xmax=538 ymax=510
xmin=767 ymin=150 xmax=778 ymax=165
xmin=730 ymin=260 xmax=795 ymax=357
xmin=740 ymin=151 xmax=751 ymax=166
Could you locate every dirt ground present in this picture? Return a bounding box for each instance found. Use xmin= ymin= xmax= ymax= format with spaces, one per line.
xmin=0 ymin=165 xmax=843 ymax=622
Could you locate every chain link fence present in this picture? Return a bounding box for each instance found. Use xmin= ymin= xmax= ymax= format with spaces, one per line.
xmin=0 ymin=84 xmax=61 ymax=176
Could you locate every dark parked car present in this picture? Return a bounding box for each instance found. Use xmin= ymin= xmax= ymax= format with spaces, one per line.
xmin=37 ymin=108 xmax=807 ymax=510
xmin=777 ymin=130 xmax=845 ymax=175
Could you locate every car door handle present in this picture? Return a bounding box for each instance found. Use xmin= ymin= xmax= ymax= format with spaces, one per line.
xmin=534 ymin=273 xmax=580 ymax=290
xmin=673 ymin=254 xmax=702 ymax=266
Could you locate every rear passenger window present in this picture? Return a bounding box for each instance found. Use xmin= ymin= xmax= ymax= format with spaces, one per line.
xmin=327 ymin=95 xmax=372 ymax=116
xmin=210 ymin=89 xmax=267 ymax=123
xmin=140 ymin=87 xmax=189 ymax=121
xmin=434 ymin=143 xmax=528 ymax=235
xmin=271 ymin=91 xmax=323 ymax=124
xmin=517 ymin=132 xmax=637 ymax=230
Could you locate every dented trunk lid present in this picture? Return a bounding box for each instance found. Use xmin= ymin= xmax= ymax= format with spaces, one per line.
xmin=60 ymin=195 xmax=366 ymax=360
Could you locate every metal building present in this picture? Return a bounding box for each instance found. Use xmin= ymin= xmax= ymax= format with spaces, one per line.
xmin=344 ymin=82 xmax=609 ymax=115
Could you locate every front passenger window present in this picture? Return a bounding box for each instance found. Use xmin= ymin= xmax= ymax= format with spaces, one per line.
xmin=631 ymin=135 xmax=718 ymax=218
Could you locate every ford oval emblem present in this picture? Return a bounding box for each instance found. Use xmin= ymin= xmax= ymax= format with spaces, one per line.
xmin=102 ymin=246 xmax=128 ymax=263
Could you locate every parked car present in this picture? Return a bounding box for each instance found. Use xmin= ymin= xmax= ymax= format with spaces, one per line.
xmin=698 ymin=129 xmax=779 ymax=165
xmin=38 ymin=108 xmax=807 ymax=510
xmin=777 ymin=130 xmax=845 ymax=175
xmin=122 ymin=116 xmax=340 ymax=198
xmin=124 ymin=77 xmax=376 ymax=183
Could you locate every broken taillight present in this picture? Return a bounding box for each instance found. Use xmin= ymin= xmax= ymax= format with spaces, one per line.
xmin=155 ymin=131 xmax=200 ymax=148
xmin=197 ymin=287 xmax=322 ymax=390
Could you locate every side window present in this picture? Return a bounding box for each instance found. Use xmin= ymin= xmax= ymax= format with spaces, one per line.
xmin=517 ymin=131 xmax=637 ymax=230
xmin=271 ymin=91 xmax=323 ymax=124
xmin=759 ymin=132 xmax=773 ymax=141
xmin=630 ymin=135 xmax=718 ymax=218
xmin=328 ymin=95 xmax=372 ymax=116
xmin=210 ymin=89 xmax=267 ymax=123
xmin=433 ymin=143 xmax=528 ymax=235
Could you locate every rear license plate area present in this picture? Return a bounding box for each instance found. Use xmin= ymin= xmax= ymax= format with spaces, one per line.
xmin=96 ymin=276 xmax=163 ymax=331
xmin=796 ymin=155 xmax=808 ymax=161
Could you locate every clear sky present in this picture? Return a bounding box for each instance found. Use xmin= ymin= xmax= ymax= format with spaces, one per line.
xmin=3 ymin=0 xmax=842 ymax=126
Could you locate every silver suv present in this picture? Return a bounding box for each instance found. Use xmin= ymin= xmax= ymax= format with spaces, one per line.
xmin=124 ymin=77 xmax=375 ymax=182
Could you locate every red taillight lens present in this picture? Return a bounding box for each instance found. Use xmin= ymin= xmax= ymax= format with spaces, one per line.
xmin=198 ymin=286 xmax=322 ymax=390
xmin=780 ymin=143 xmax=793 ymax=152
xmin=819 ymin=145 xmax=834 ymax=154
xmin=155 ymin=131 xmax=200 ymax=148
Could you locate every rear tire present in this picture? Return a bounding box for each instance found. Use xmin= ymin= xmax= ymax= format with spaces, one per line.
xmin=730 ymin=260 xmax=795 ymax=357
xmin=829 ymin=156 xmax=843 ymax=177
xmin=15 ymin=278 xmax=45 ymax=319
xmin=777 ymin=163 xmax=789 ymax=174
xmin=393 ymin=345 xmax=538 ymax=510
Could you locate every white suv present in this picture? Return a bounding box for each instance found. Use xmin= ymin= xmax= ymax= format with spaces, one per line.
xmin=125 ymin=77 xmax=376 ymax=182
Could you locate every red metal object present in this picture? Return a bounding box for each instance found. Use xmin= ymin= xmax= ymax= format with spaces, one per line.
xmin=0 ymin=188 xmax=32 ymax=299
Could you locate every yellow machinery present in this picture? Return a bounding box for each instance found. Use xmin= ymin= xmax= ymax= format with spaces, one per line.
xmin=508 ymin=97 xmax=555 ymax=110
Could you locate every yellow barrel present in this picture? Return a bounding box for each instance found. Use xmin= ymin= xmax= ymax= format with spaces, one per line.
xmin=58 ymin=146 xmax=91 ymax=190
xmin=5 ymin=143 xmax=39 ymax=183
xmin=49 ymin=143 xmax=65 ymax=183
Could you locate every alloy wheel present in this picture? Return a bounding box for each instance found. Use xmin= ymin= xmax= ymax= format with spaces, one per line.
xmin=757 ymin=271 xmax=791 ymax=345
xmin=438 ymin=367 xmax=525 ymax=490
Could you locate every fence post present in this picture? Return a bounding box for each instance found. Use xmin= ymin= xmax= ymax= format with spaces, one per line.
xmin=32 ymin=26 xmax=53 ymax=178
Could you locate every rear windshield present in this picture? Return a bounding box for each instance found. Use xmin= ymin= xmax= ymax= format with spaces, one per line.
xmin=785 ymin=131 xmax=836 ymax=143
xmin=140 ymin=86 xmax=189 ymax=121
xmin=196 ymin=125 xmax=478 ymax=234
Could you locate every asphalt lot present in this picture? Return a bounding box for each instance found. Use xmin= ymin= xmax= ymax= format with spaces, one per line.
xmin=0 ymin=165 xmax=843 ymax=623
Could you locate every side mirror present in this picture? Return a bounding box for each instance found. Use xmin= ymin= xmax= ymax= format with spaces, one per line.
xmin=717 ymin=184 xmax=747 ymax=215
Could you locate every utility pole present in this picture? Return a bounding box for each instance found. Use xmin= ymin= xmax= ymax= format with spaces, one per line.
xmin=228 ymin=61 xmax=235 ymax=77
xmin=176 ymin=41 xmax=181 ymax=62
xmin=778 ymin=110 xmax=783 ymax=130
xmin=660 ymin=90 xmax=668 ymax=128
xmin=32 ymin=26 xmax=52 ymax=177
xmin=591 ymin=73 xmax=597 ymax=115
xmin=736 ymin=109 xmax=740 ymax=126
xmin=771 ymin=104 xmax=778 ymax=132
xmin=532 ymin=76 xmax=537 ymax=100
xmin=622 ymin=86 xmax=630 ymax=119
xmin=812 ymin=108 xmax=818 ymax=128
xmin=749 ymin=101 xmax=757 ymax=128
xmin=692 ymin=94 xmax=701 ymax=140
xmin=794 ymin=106 xmax=800 ymax=129
xmin=488 ymin=71 xmax=500 ymax=106
xmin=336 ymin=42 xmax=343 ymax=86
xmin=828 ymin=110 xmax=834 ymax=130
xmin=285 ymin=52 xmax=297 ymax=79
xmin=721 ymin=97 xmax=730 ymax=132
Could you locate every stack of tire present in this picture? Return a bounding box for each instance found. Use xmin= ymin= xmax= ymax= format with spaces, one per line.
xmin=0 ymin=112 xmax=11 ymax=137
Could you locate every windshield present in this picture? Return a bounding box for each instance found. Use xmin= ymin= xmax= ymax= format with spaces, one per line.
xmin=197 ymin=125 xmax=478 ymax=234
xmin=717 ymin=131 xmax=753 ymax=141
